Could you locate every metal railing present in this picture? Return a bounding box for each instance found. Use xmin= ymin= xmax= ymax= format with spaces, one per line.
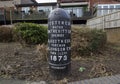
xmin=12 ymin=11 xmax=48 ymax=20
xmin=0 ymin=9 xmax=92 ymax=23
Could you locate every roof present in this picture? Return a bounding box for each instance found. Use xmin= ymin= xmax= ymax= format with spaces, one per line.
xmin=31 ymin=0 xmax=37 ymax=3
xmin=16 ymin=0 xmax=57 ymax=7
xmin=20 ymin=0 xmax=36 ymax=5
xmin=15 ymin=0 xmax=38 ymax=7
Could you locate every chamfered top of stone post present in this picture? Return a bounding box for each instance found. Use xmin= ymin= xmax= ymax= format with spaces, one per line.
xmin=48 ymin=8 xmax=70 ymax=21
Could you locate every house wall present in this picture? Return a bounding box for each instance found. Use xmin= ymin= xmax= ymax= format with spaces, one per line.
xmin=89 ymin=0 xmax=120 ymax=12
xmin=96 ymin=4 xmax=120 ymax=16
xmin=89 ymin=0 xmax=117 ymax=7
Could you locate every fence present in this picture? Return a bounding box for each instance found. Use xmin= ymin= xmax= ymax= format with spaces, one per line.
xmin=87 ymin=11 xmax=120 ymax=29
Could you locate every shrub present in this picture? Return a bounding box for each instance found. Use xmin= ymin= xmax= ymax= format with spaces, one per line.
xmin=71 ymin=27 xmax=107 ymax=57
xmin=0 ymin=26 xmax=13 ymax=42
xmin=14 ymin=23 xmax=48 ymax=45
xmin=88 ymin=29 xmax=107 ymax=52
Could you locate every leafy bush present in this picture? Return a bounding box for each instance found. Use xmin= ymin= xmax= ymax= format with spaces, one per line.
xmin=0 ymin=26 xmax=13 ymax=42
xmin=71 ymin=27 xmax=107 ymax=56
xmin=88 ymin=29 xmax=107 ymax=52
xmin=14 ymin=23 xmax=48 ymax=45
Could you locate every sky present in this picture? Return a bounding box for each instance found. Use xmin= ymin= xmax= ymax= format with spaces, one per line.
xmin=35 ymin=0 xmax=57 ymax=3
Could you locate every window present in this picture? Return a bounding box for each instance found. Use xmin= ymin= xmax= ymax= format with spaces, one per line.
xmin=116 ymin=5 xmax=120 ymax=9
xmin=103 ymin=6 xmax=108 ymax=9
xmin=110 ymin=5 xmax=114 ymax=9
xmin=98 ymin=6 xmax=102 ymax=9
xmin=21 ymin=7 xmax=30 ymax=14
xmin=97 ymin=10 xmax=102 ymax=16
xmin=76 ymin=8 xmax=83 ymax=17
xmin=109 ymin=5 xmax=114 ymax=13
xmin=37 ymin=6 xmax=52 ymax=16
xmin=64 ymin=8 xmax=72 ymax=15
xmin=64 ymin=7 xmax=83 ymax=18
xmin=103 ymin=6 xmax=108 ymax=15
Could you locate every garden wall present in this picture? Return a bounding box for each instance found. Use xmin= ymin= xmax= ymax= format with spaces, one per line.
xmin=105 ymin=28 xmax=120 ymax=43
xmin=87 ymin=11 xmax=120 ymax=43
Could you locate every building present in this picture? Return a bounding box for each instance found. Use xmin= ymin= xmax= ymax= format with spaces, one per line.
xmin=0 ymin=0 xmax=20 ymax=8
xmin=89 ymin=0 xmax=120 ymax=16
xmin=0 ymin=0 xmax=37 ymax=22
xmin=12 ymin=0 xmax=57 ymax=20
xmin=0 ymin=0 xmax=120 ymax=23
xmin=0 ymin=0 xmax=91 ymax=23
xmin=13 ymin=0 xmax=91 ymax=20
xmin=58 ymin=0 xmax=91 ymax=20
xmin=0 ymin=0 xmax=21 ymax=21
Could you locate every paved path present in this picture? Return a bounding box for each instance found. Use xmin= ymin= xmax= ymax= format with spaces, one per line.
xmin=0 ymin=75 xmax=120 ymax=84
xmin=69 ymin=74 xmax=120 ymax=84
xmin=0 ymin=78 xmax=46 ymax=84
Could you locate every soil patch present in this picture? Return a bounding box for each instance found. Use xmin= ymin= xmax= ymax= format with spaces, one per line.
xmin=0 ymin=43 xmax=120 ymax=83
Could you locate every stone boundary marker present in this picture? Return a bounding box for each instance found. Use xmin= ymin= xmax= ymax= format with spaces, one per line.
xmin=48 ymin=8 xmax=71 ymax=79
